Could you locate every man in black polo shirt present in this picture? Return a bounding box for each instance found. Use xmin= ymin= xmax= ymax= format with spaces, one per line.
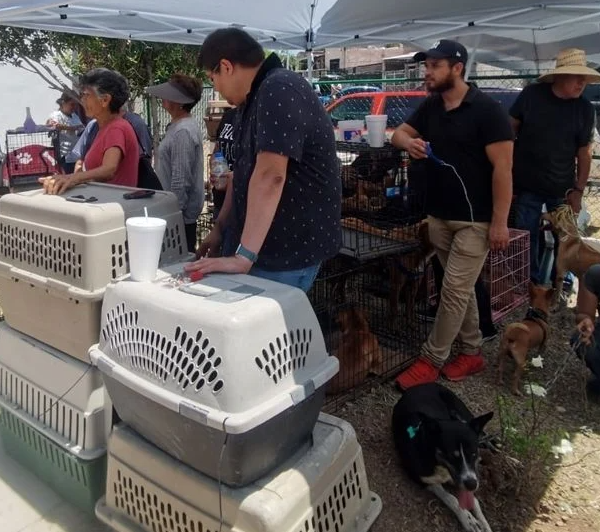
xmin=510 ymin=48 xmax=598 ymax=285
xmin=185 ymin=28 xmax=341 ymax=292
xmin=391 ymin=40 xmax=514 ymax=389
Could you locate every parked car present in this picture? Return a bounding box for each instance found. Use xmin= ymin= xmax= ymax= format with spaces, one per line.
xmin=320 ymin=85 xmax=381 ymax=106
xmin=326 ymin=91 xmax=427 ymax=131
xmin=326 ymin=88 xmax=522 ymax=134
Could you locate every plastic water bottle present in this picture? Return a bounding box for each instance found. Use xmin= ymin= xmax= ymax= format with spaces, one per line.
xmin=211 ymin=151 xmax=229 ymax=190
xmin=23 ymin=107 xmax=37 ymax=133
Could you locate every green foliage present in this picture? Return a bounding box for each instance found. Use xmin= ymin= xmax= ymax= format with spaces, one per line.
xmin=0 ymin=27 xmax=205 ymax=98
xmin=496 ymin=394 xmax=559 ymax=463
xmin=0 ymin=27 xmax=52 ymax=66
xmin=58 ymin=35 xmax=204 ymax=98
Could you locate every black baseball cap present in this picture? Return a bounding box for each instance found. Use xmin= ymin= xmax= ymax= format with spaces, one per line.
xmin=413 ymin=40 xmax=468 ymax=64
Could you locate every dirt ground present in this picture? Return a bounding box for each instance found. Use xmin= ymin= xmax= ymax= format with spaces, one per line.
xmin=335 ymin=302 xmax=600 ymax=532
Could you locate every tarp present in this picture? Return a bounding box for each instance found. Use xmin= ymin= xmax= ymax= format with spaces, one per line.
xmin=1 ymin=1 xmax=600 ymax=68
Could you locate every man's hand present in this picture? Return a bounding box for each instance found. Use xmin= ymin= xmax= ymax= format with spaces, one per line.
xmin=577 ymin=316 xmax=595 ymax=346
xmin=184 ymin=254 xmax=252 ymax=276
xmin=209 ymin=170 xmax=232 ymax=191
xmin=566 ymin=189 xmax=583 ymax=214
xmin=406 ymin=138 xmax=428 ymax=160
xmin=38 ymin=174 xmax=77 ymax=195
xmin=489 ymin=221 xmax=509 ymax=251
xmin=195 ymin=225 xmax=222 ymax=259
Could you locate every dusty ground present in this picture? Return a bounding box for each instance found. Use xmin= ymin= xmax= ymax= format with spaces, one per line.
xmin=333 ymin=303 xmax=600 ymax=532
xmin=2 ymin=179 xmax=600 ymax=532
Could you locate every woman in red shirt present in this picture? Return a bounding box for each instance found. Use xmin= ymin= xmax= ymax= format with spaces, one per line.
xmin=40 ymin=68 xmax=139 ymax=195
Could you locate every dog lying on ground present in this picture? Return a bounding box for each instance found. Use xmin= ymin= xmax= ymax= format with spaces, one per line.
xmin=327 ymin=305 xmax=382 ymax=394
xmin=497 ymin=284 xmax=554 ymax=396
xmin=541 ymin=205 xmax=600 ymax=308
xmin=392 ymin=383 xmax=494 ymax=532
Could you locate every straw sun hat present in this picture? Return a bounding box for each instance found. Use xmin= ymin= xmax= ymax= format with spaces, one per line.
xmin=538 ymin=48 xmax=600 ymax=83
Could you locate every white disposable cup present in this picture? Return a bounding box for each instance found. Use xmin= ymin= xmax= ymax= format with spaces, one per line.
xmin=126 ymin=216 xmax=167 ymax=282
xmin=365 ymin=115 xmax=388 ymax=147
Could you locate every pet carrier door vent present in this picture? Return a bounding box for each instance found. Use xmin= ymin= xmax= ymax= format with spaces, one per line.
xmin=113 ymin=469 xmax=216 ymax=532
xmin=0 ymin=366 xmax=85 ymax=448
xmin=163 ymin=225 xmax=184 ymax=257
xmin=254 ymin=329 xmax=313 ymax=384
xmin=110 ymin=242 xmax=129 ymax=279
xmin=302 ymin=460 xmax=364 ymax=532
xmin=102 ymin=304 xmax=223 ymax=394
xmin=0 ymin=223 xmax=83 ymax=279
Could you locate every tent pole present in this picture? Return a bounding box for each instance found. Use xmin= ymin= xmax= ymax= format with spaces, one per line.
xmin=464 ymin=35 xmax=481 ymax=81
xmin=306 ymin=1 xmax=316 ymax=81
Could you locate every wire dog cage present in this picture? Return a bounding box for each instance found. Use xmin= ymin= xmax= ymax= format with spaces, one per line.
xmin=4 ymin=129 xmax=60 ymax=187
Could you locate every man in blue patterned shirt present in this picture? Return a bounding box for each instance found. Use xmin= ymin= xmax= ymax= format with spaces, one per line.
xmin=186 ymin=28 xmax=341 ymax=292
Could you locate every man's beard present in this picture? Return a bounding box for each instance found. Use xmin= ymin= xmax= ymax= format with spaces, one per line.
xmin=425 ymin=73 xmax=455 ymax=94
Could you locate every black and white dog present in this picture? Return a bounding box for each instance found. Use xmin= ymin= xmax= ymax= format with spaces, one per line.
xmin=392 ymin=383 xmax=494 ymax=532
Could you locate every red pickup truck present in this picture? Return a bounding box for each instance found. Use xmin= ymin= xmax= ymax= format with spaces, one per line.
xmin=325 ymin=91 xmax=426 ymax=131
xmin=325 ymin=88 xmax=521 ymax=132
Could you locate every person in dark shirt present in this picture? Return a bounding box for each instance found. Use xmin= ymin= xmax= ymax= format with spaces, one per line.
xmin=211 ymin=107 xmax=237 ymax=219
xmin=572 ymin=264 xmax=600 ymax=397
xmin=209 ymin=106 xmax=238 ymax=256
xmin=186 ymin=28 xmax=341 ymax=292
xmin=391 ymin=40 xmax=514 ymax=389
xmin=510 ymin=48 xmax=599 ymax=285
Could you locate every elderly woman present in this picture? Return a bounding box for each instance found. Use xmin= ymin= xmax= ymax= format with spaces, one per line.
xmin=40 ymin=68 xmax=139 ymax=195
xmin=46 ymin=91 xmax=84 ymax=173
xmin=146 ymin=73 xmax=204 ymax=252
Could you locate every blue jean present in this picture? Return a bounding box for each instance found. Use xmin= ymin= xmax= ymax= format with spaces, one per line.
xmin=250 ymin=263 xmax=321 ymax=292
xmin=513 ymin=192 xmax=564 ymax=285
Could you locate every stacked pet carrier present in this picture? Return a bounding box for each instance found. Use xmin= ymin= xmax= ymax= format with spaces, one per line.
xmin=311 ymin=143 xmax=430 ymax=408
xmin=0 ymin=183 xmax=187 ymax=512
xmin=90 ymin=267 xmax=381 ymax=532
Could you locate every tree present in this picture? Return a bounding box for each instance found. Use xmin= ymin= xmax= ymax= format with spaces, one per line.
xmin=0 ymin=27 xmax=205 ymax=144
xmin=0 ymin=27 xmax=74 ymax=93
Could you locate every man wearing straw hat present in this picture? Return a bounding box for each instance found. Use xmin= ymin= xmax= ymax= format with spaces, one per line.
xmin=510 ymin=48 xmax=600 ymax=285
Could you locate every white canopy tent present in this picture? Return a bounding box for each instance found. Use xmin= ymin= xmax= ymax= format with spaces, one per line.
xmin=0 ymin=1 xmax=600 ymax=70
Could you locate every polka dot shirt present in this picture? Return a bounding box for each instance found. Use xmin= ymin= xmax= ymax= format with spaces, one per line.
xmin=232 ymin=54 xmax=342 ymax=271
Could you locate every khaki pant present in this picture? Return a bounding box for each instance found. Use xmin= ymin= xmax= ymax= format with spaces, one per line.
xmin=423 ymin=216 xmax=490 ymax=366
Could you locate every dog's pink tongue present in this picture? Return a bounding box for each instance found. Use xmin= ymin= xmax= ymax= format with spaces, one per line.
xmin=458 ymin=490 xmax=475 ymax=510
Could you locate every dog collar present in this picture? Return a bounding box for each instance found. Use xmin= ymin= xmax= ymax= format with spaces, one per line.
xmin=407 ymin=422 xmax=421 ymax=439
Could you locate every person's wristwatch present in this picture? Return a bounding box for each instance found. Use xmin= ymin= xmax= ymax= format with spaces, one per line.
xmin=235 ymin=243 xmax=258 ymax=264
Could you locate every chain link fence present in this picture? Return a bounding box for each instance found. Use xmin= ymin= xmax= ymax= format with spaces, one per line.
xmin=134 ymin=86 xmax=215 ymax=141
xmin=132 ymin=71 xmax=600 ymax=238
xmin=311 ymin=71 xmax=600 ymax=237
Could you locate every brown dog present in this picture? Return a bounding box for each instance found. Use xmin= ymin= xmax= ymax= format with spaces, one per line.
xmin=541 ymin=205 xmax=600 ymax=307
xmin=388 ymin=221 xmax=435 ymax=326
xmin=497 ymin=284 xmax=554 ymax=395
xmin=327 ymin=306 xmax=382 ymax=395
xmin=335 ymin=219 xmax=433 ymax=323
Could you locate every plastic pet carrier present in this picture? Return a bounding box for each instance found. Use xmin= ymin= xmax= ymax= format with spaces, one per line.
xmin=0 ymin=183 xmax=187 ymax=360
xmin=96 ymin=414 xmax=381 ymax=532
xmin=90 ymin=268 xmax=338 ymax=486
